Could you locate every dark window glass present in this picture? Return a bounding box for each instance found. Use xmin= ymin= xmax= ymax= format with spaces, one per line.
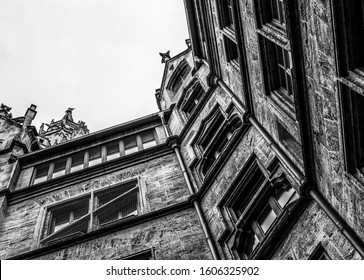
xmin=106 ymin=142 xmax=120 ymax=161
xmin=34 ymin=164 xmax=49 ymax=184
xmin=89 ymin=147 xmax=102 ymax=167
xmin=269 ymin=0 xmax=286 ymax=26
xmin=124 ymin=136 xmax=138 ymax=155
xmin=141 ymin=131 xmax=156 ymax=149
xmin=71 ymin=153 xmax=84 ymax=172
xmin=52 ymin=159 xmax=67 ymax=179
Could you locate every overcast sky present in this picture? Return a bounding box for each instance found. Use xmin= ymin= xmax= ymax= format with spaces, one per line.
xmin=0 ymin=0 xmax=189 ymax=132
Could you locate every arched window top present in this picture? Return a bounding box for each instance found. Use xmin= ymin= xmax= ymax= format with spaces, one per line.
xmin=191 ymin=104 xmax=244 ymax=177
xmin=166 ymin=59 xmax=191 ymax=93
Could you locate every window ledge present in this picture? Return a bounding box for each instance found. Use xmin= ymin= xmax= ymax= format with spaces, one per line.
xmin=268 ymin=90 xmax=296 ymax=121
xmin=257 ymin=25 xmax=289 ymax=49
xmin=340 ymin=70 xmax=364 ymax=96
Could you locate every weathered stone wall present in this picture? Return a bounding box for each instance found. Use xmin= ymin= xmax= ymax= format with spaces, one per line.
xmin=231 ymin=0 xmax=363 ymax=257
xmin=0 ymin=118 xmax=22 ymax=150
xmin=34 ymin=208 xmax=211 ymax=260
xmin=273 ymin=202 xmax=361 ymax=260
xmin=296 ymin=0 xmax=364 ymax=242
xmin=0 ymin=153 xmax=191 ymax=259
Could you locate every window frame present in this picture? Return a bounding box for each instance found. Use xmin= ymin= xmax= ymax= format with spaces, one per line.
xmin=218 ymin=155 xmax=300 ymax=260
xmin=191 ymin=105 xmax=244 ymax=180
xmin=166 ymin=59 xmax=191 ymax=94
xmin=41 ymin=179 xmax=142 ymax=245
xmin=30 ymin=129 xmax=158 ymax=186
xmin=309 ymin=243 xmax=331 ymax=260
xmin=255 ymin=0 xmax=298 ymax=118
xmin=216 ymin=0 xmax=240 ymax=69
xmin=180 ymin=81 xmax=205 ymax=119
xmin=340 ymin=84 xmax=364 ymax=176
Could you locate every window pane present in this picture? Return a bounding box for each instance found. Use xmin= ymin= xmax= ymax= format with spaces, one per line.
xmin=276 ymin=187 xmax=295 ymax=208
xmin=257 ymin=206 xmax=277 ymax=233
xmin=278 ymin=0 xmax=285 ymax=24
xmin=96 ymin=189 xmax=138 ymax=225
xmin=52 ymin=159 xmax=67 ymax=179
xmin=73 ymin=203 xmax=88 ymax=220
xmin=276 ymin=46 xmax=284 ymax=65
xmin=124 ymin=136 xmax=138 ymax=155
xmin=278 ymin=66 xmax=287 ymax=89
xmin=241 ymin=228 xmax=260 ymax=257
xmin=54 ymin=221 xmax=69 ymax=233
xmin=70 ymin=153 xmax=84 ymax=172
xmin=141 ymin=131 xmax=156 ymax=149
xmin=89 ymin=147 xmax=102 ymax=167
xmin=34 ymin=165 xmax=49 ymax=184
xmin=271 ymin=0 xmax=279 ymax=21
xmin=53 ymin=212 xmax=70 ymax=234
xmin=106 ymin=142 xmax=120 ymax=161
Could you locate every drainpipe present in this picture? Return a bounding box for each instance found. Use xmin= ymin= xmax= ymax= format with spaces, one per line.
xmin=217 ymin=78 xmax=364 ymax=258
xmin=158 ymin=112 xmax=220 ymax=260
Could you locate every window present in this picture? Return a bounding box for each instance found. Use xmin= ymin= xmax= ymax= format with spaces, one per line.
xmin=124 ymin=136 xmax=138 ymax=155
xmin=216 ymin=0 xmax=239 ymax=68
xmin=42 ymin=180 xmax=140 ymax=244
xmin=309 ymin=244 xmax=331 ymax=260
xmin=261 ymin=39 xmax=293 ymax=102
xmin=52 ymin=158 xmax=67 ymax=179
xmin=70 ymin=153 xmax=84 ymax=173
xmin=30 ymin=130 xmax=158 ymax=185
xmin=141 ymin=131 xmax=156 ymax=149
xmin=334 ymin=0 xmax=364 ymax=72
xmin=256 ymin=0 xmax=297 ymax=114
xmin=88 ymin=147 xmax=102 ymax=167
xmin=49 ymin=198 xmax=89 ymax=235
xmin=192 ymin=106 xmax=243 ymax=178
xmin=341 ymin=85 xmax=364 ymax=174
xmin=224 ymin=36 xmax=239 ymax=66
xmin=275 ymin=45 xmax=293 ymax=97
xmin=166 ymin=60 xmax=191 ymax=93
xmin=106 ymin=141 xmax=120 ymax=161
xmin=335 ymin=1 xmax=364 ymax=177
xmin=219 ymin=157 xmax=300 ymax=259
xmin=216 ymin=0 xmax=234 ymax=30
xmin=237 ymin=185 xmax=298 ymax=258
xmin=269 ymin=0 xmax=286 ymax=27
xmin=33 ymin=164 xmax=49 ymax=184
xmin=122 ymin=248 xmax=155 ymax=260
xmin=181 ymin=82 xmax=205 ymax=118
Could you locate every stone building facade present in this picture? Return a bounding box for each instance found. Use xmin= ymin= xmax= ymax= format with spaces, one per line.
xmin=0 ymin=0 xmax=364 ymax=260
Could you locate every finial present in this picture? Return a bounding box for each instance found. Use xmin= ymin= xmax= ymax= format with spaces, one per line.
xmin=159 ymin=51 xmax=171 ymax=64
xmin=185 ymin=39 xmax=191 ymax=48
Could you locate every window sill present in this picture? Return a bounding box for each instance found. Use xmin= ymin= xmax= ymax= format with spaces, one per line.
xmin=339 ymin=70 xmax=364 ymax=95
xmin=267 ymin=90 xmax=296 ymax=121
xmin=257 ymin=25 xmax=289 ymax=49
xmin=222 ymin=26 xmax=236 ymax=41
